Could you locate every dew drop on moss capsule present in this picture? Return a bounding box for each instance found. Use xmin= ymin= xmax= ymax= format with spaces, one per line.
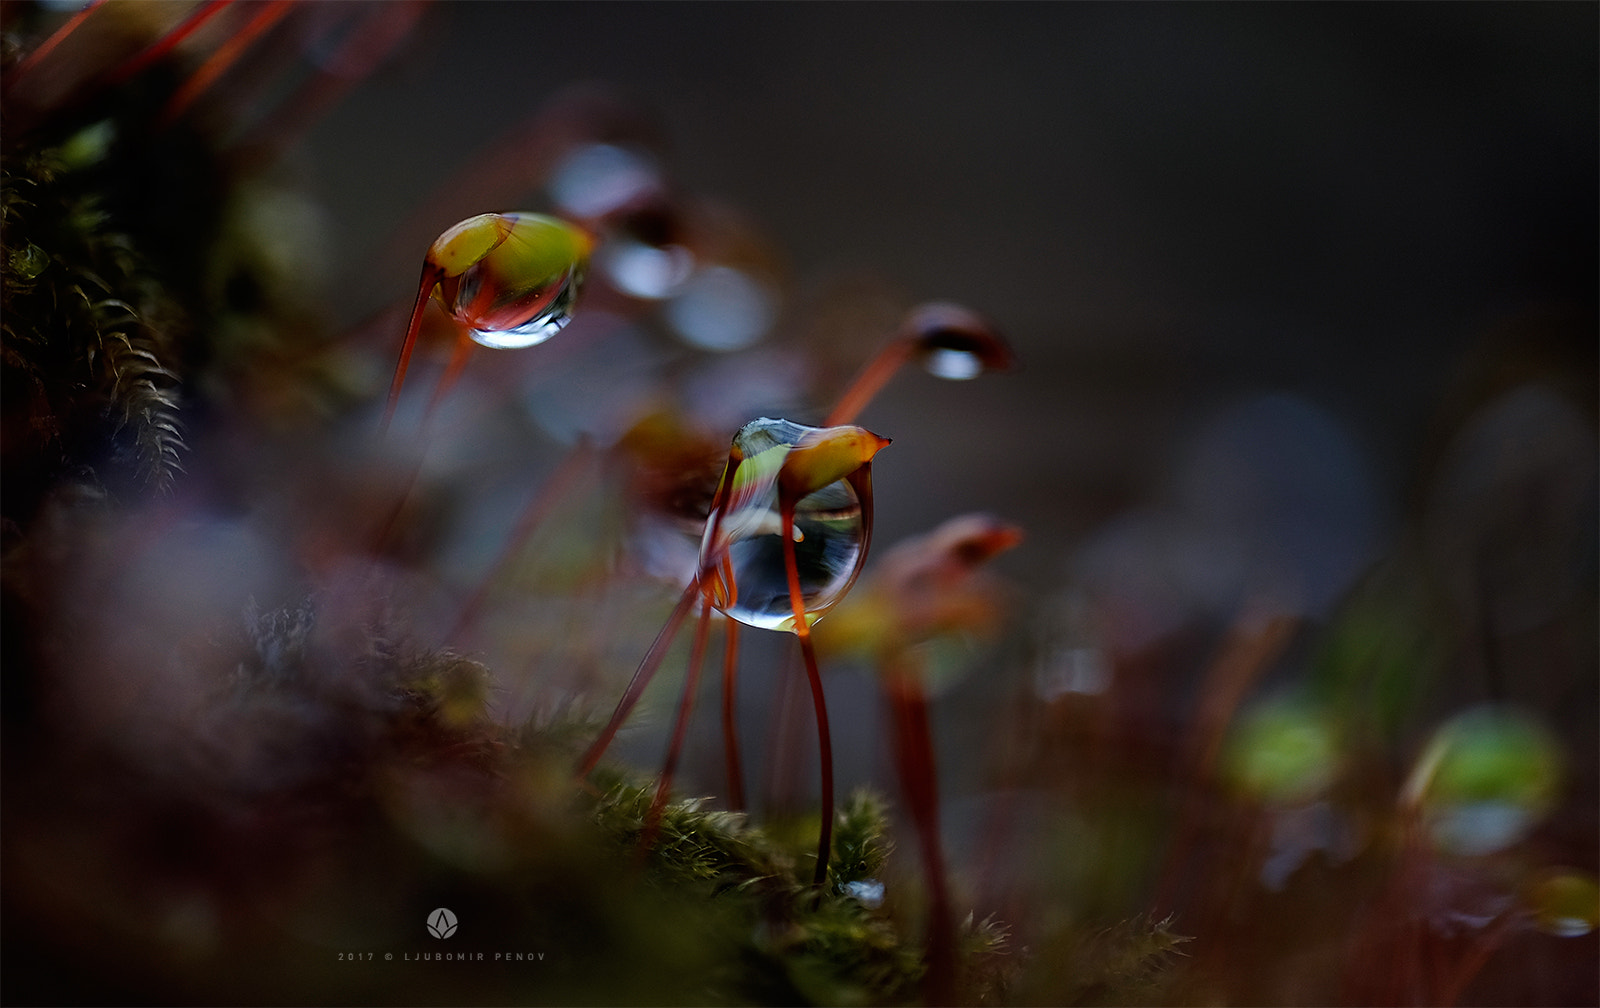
xmin=432 ymin=212 xmax=588 ymax=349
xmin=700 ymin=418 xmax=882 ymax=631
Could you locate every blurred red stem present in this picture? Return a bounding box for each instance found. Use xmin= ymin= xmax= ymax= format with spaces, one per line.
xmin=381 ymin=264 xmax=444 ymax=435
xmin=233 ymin=1 xmax=428 ymax=159
xmin=824 ymin=336 xmax=916 ymax=427
xmin=449 ymin=436 xmax=596 ymax=641
xmin=6 ymin=0 xmax=108 ymax=95
xmin=1154 ymin=607 xmax=1296 ymax=911
xmin=161 ymin=0 xmax=294 ymax=127
xmin=883 ymin=659 xmax=957 ymax=1004
xmin=106 ymin=0 xmax=232 ymax=86
xmin=781 ymin=495 xmax=834 ymax=887
xmin=641 ymin=596 xmax=715 ymax=850
xmin=423 ymin=330 xmax=475 ymax=426
xmin=576 ymin=581 xmax=700 ymax=780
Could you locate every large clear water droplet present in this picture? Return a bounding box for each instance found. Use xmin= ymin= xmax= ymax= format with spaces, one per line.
xmin=700 ymin=418 xmax=872 ymax=631
xmin=435 ymin=213 xmax=587 ymax=350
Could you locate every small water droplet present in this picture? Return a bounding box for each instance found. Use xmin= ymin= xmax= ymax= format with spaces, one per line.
xmin=1222 ymin=700 xmax=1340 ymax=804
xmin=700 ymin=418 xmax=875 ymax=631
xmin=1526 ymin=870 xmax=1598 ymax=937
xmin=906 ymin=301 xmax=1013 ymax=378
xmin=1407 ymin=705 xmax=1563 ymax=855
xmin=1428 ymin=801 xmax=1536 ymax=857
xmin=434 ymin=213 xmax=587 ymax=350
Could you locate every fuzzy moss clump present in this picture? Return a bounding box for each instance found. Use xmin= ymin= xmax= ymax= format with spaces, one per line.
xmin=585 ymin=777 xmax=976 ymax=1006
xmin=2 ymin=136 xmax=190 ymax=510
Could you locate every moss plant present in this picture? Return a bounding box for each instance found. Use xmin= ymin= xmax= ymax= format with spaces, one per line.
xmin=1 ymin=138 xmax=189 ymax=512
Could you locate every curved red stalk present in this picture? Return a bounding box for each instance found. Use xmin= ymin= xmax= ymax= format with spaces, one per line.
xmin=579 ymin=482 xmax=734 ymax=782
xmin=640 ymin=596 xmax=716 ymax=850
xmin=381 ymin=263 xmax=445 ymax=435
xmin=576 ymin=579 xmax=701 ymax=781
xmin=781 ymin=494 xmax=834 ymax=888
xmin=824 ymin=337 xmax=917 ymax=427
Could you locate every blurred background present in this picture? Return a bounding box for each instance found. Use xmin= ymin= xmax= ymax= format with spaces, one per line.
xmin=3 ymin=2 xmax=1595 ymax=1004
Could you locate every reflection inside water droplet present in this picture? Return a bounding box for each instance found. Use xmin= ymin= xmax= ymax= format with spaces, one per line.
xmin=1527 ymin=870 xmax=1599 ymax=937
xmin=701 ymin=418 xmax=870 ymax=631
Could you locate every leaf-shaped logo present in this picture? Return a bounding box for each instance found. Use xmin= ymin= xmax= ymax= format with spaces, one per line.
xmin=427 ymin=907 xmax=458 ymax=939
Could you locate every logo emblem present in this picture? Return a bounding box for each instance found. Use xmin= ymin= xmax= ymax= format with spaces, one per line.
xmin=427 ymin=907 xmax=458 ymax=939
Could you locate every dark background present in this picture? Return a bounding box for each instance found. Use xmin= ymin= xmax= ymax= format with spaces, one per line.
xmin=306 ymin=0 xmax=1596 ymax=575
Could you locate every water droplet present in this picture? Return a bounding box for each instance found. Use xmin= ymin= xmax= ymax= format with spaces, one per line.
xmin=700 ymin=418 xmax=881 ymax=631
xmin=434 ymin=213 xmax=588 ymax=350
xmin=1222 ymin=699 xmax=1340 ymax=804
xmin=1525 ymin=870 xmax=1599 ymax=937
xmin=1405 ymin=705 xmax=1563 ymax=855
xmin=906 ymin=301 xmax=1013 ymax=379
xmin=1428 ymin=802 xmax=1536 ymax=858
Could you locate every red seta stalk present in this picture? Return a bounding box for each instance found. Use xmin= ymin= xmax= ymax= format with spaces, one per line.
xmin=883 ymin=658 xmax=957 ymax=1004
xmin=782 ymin=493 xmax=835 ymax=888
xmin=160 ymin=0 xmax=295 ymax=127
xmin=576 ymin=579 xmax=702 ymax=783
xmin=381 ymin=263 xmax=446 ymax=434
xmin=640 ymin=597 xmax=717 ymax=851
